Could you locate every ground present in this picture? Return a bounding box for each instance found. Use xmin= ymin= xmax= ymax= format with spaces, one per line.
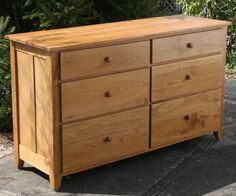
xmin=0 ymin=79 xmax=236 ymax=196
xmin=0 ymin=133 xmax=13 ymax=159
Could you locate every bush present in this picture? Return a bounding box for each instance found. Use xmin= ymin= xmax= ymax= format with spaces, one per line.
xmin=0 ymin=16 xmax=15 ymax=132
xmin=23 ymin=0 xmax=99 ymax=29
xmin=178 ymin=0 xmax=236 ymax=76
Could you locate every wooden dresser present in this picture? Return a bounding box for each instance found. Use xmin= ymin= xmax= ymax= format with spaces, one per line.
xmin=6 ymin=15 xmax=231 ymax=190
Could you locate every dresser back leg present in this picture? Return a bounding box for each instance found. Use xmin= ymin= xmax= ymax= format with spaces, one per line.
xmin=214 ymin=129 xmax=224 ymax=140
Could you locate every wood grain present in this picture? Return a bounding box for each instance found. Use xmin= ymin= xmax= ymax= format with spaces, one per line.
xmin=5 ymin=15 xmax=230 ymax=51
xmin=214 ymin=26 xmax=228 ymax=139
xmin=61 ymin=69 xmax=150 ymax=122
xmin=151 ymin=89 xmax=222 ymax=148
xmin=10 ymin=41 xmax=24 ymax=168
xmin=34 ymin=56 xmax=51 ymax=158
xmin=34 ymin=52 xmax=62 ymax=189
xmin=63 ymin=107 xmax=149 ymax=174
xmin=17 ymin=51 xmax=36 ymax=152
xmin=152 ymin=29 xmax=225 ymax=64
xmin=61 ymin=41 xmax=150 ymax=81
xmin=47 ymin=53 xmax=62 ymax=190
xmin=8 ymin=15 xmax=230 ymax=190
xmin=152 ymin=54 xmax=224 ymax=102
xmin=19 ymin=145 xmax=49 ymax=174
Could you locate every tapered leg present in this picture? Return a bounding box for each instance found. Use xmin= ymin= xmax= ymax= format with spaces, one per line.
xmin=16 ymin=158 xmax=24 ymax=168
xmin=214 ymin=128 xmax=224 ymax=140
xmin=49 ymin=173 xmax=62 ymax=190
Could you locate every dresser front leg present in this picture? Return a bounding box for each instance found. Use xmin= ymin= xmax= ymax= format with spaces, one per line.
xmin=213 ymin=128 xmax=224 ymax=140
xmin=14 ymin=145 xmax=24 ymax=168
xmin=49 ymin=173 xmax=62 ymax=190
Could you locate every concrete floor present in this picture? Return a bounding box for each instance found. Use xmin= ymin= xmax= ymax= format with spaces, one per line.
xmin=0 ymin=79 xmax=236 ymax=196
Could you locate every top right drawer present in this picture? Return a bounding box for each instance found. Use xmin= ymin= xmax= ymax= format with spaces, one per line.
xmin=152 ymin=29 xmax=225 ymax=64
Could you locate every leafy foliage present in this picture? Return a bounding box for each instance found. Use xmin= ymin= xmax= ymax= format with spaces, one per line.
xmin=23 ymin=0 xmax=99 ymax=29
xmin=178 ymin=0 xmax=236 ymax=75
xmin=0 ymin=16 xmax=14 ymax=132
xmin=93 ymin=0 xmax=159 ymax=23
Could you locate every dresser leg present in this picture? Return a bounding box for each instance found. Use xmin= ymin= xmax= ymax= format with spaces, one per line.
xmin=16 ymin=158 xmax=24 ymax=169
xmin=213 ymin=129 xmax=223 ymax=140
xmin=49 ymin=173 xmax=62 ymax=190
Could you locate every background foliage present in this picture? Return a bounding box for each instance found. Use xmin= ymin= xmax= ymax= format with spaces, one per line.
xmin=0 ymin=16 xmax=15 ymax=132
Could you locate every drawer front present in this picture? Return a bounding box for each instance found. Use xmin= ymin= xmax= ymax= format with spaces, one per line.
xmin=63 ymin=107 xmax=149 ymax=174
xmin=152 ymin=29 xmax=225 ymax=64
xmin=151 ymin=89 xmax=222 ymax=148
xmin=152 ymin=55 xmax=224 ymax=102
xmin=62 ymin=69 xmax=149 ymax=122
xmin=61 ymin=41 xmax=150 ymax=80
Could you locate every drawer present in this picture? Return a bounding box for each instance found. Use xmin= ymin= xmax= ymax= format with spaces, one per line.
xmin=151 ymin=89 xmax=222 ymax=148
xmin=152 ymin=29 xmax=225 ymax=64
xmin=152 ymin=55 xmax=224 ymax=102
xmin=63 ymin=107 xmax=149 ymax=174
xmin=61 ymin=41 xmax=150 ymax=80
xmin=62 ymin=69 xmax=149 ymax=122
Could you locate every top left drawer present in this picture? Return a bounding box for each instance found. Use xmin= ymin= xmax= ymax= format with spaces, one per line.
xmin=60 ymin=41 xmax=150 ymax=81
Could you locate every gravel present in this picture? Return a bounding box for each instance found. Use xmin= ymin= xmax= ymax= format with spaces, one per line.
xmin=0 ymin=133 xmax=13 ymax=159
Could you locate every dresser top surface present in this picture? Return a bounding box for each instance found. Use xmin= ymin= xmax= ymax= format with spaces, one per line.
xmin=6 ymin=15 xmax=230 ymax=52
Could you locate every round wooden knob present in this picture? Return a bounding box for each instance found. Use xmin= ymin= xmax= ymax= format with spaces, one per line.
xmin=104 ymin=91 xmax=112 ymax=97
xmin=103 ymin=136 xmax=112 ymax=143
xmin=104 ymin=56 xmax=111 ymax=63
xmin=186 ymin=43 xmax=193 ymax=48
xmin=185 ymin=74 xmax=191 ymax=80
xmin=184 ymin=115 xmax=190 ymax=121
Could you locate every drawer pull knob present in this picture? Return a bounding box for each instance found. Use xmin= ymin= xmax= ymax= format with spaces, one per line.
xmin=184 ymin=115 xmax=191 ymax=121
xmin=103 ymin=136 xmax=112 ymax=143
xmin=186 ymin=43 xmax=193 ymax=48
xmin=185 ymin=74 xmax=191 ymax=80
xmin=104 ymin=91 xmax=112 ymax=97
xmin=104 ymin=56 xmax=111 ymax=63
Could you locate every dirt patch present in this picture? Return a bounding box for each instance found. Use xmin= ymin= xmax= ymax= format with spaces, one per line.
xmin=0 ymin=132 xmax=13 ymax=146
xmin=0 ymin=132 xmax=13 ymax=158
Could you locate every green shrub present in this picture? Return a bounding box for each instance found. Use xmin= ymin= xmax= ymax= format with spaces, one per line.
xmin=178 ymin=0 xmax=236 ymax=75
xmin=23 ymin=0 xmax=99 ymax=29
xmin=0 ymin=16 xmax=15 ymax=132
xmin=23 ymin=0 xmax=167 ymax=30
xmin=93 ymin=0 xmax=159 ymax=23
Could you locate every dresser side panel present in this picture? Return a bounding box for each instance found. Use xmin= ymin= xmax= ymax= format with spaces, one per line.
xmin=17 ymin=51 xmax=36 ymax=152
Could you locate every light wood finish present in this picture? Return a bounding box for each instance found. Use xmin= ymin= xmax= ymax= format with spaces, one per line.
xmin=19 ymin=145 xmax=50 ymax=174
xmin=34 ymin=56 xmax=51 ymax=158
xmin=61 ymin=69 xmax=149 ymax=122
xmin=152 ymin=29 xmax=225 ymax=64
xmin=17 ymin=51 xmax=36 ymax=152
xmin=10 ymin=41 xmax=24 ymax=168
xmin=216 ymin=26 xmax=228 ymax=140
xmin=63 ymin=107 xmax=149 ymax=174
xmin=5 ymin=15 xmax=230 ymax=52
xmin=34 ymin=54 xmax=62 ymax=189
xmin=61 ymin=41 xmax=150 ymax=81
xmin=152 ymin=54 xmax=224 ymax=102
xmin=46 ymin=53 xmax=62 ymax=190
xmin=6 ymin=15 xmax=229 ymax=190
xmin=10 ymin=43 xmax=62 ymax=190
xmin=151 ymin=89 xmax=222 ymax=148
